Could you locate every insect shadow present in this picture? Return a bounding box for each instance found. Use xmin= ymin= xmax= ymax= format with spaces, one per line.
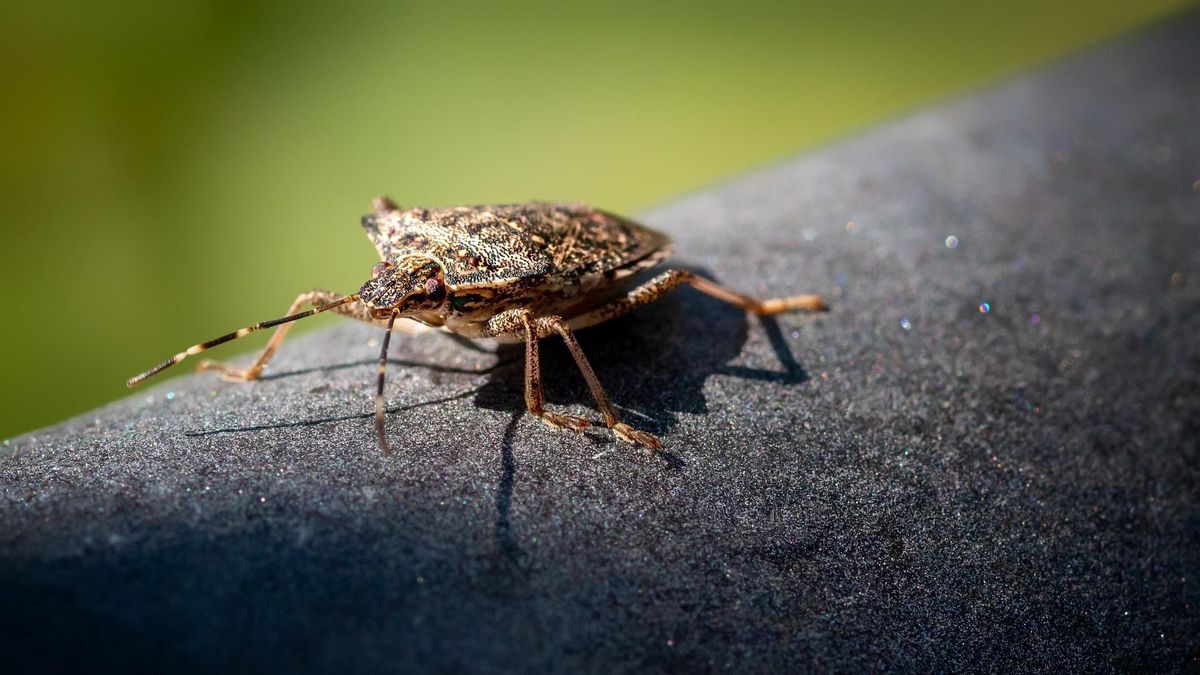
xmin=191 ymin=268 xmax=810 ymax=445
xmin=184 ymin=267 xmax=812 ymax=568
xmin=191 ymin=265 xmax=808 ymax=448
xmin=476 ymin=266 xmax=810 ymax=566
xmin=470 ymin=267 xmax=810 ymax=455
xmin=255 ymin=353 xmax=516 ymax=382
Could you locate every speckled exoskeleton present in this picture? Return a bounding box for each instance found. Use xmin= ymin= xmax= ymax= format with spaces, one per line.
xmin=129 ymin=198 xmax=826 ymax=453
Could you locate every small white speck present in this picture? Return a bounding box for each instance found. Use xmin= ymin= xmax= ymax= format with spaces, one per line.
xmin=260 ymin=497 xmax=266 ymax=503
xmin=899 ymin=318 xmax=912 ymax=331
xmin=945 ymin=236 xmax=959 ymax=249
xmin=166 ymin=392 xmax=175 ymax=401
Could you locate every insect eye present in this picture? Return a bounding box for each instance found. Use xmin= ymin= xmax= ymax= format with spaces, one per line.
xmin=424 ymin=277 xmax=445 ymax=301
xmin=371 ymin=261 xmax=391 ymax=278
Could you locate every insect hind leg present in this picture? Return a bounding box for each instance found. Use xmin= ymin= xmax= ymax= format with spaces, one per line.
xmin=567 ymin=269 xmax=826 ymax=331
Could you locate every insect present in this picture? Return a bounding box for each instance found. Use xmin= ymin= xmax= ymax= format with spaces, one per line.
xmin=128 ymin=198 xmax=826 ymax=453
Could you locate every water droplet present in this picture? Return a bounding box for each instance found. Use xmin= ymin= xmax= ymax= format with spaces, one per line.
xmin=166 ymin=392 xmax=176 ymax=401
xmin=979 ymin=302 xmax=991 ymax=314
xmin=945 ymin=235 xmax=959 ymax=249
xmin=899 ymin=318 xmax=912 ymax=330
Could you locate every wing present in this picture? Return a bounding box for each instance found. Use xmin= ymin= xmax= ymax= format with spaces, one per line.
xmin=360 ymin=202 xmax=671 ymax=286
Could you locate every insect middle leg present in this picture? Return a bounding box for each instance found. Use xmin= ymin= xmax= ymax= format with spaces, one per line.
xmin=197 ymin=289 xmax=405 ymax=381
xmin=567 ymin=269 xmax=825 ymax=331
xmin=485 ymin=308 xmax=662 ymax=451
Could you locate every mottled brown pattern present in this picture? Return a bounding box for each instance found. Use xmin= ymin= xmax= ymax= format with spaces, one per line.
xmin=362 ymin=202 xmax=670 ymax=287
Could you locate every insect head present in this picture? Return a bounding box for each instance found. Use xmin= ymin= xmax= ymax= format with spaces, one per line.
xmin=358 ymin=256 xmax=447 ymax=319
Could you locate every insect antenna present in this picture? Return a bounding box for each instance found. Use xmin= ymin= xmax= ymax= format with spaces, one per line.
xmin=127 ymin=295 xmax=360 ymax=387
xmin=375 ymin=311 xmax=399 ymax=453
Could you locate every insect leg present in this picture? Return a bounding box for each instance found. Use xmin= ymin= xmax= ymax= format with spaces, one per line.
xmin=568 ymin=269 xmax=825 ymax=331
xmin=484 ymin=309 xmax=591 ymax=436
xmin=535 ymin=316 xmax=662 ymax=451
xmin=687 ymin=274 xmax=826 ymax=315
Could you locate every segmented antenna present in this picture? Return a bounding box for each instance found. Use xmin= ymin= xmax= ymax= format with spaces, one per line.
xmin=127 ymin=295 xmax=359 ymax=387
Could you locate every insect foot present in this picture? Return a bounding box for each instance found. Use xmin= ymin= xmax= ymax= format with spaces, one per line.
xmin=538 ymin=412 xmax=591 ymax=433
xmin=195 ymin=360 xmax=263 ymax=382
xmin=612 ymin=423 xmax=662 ymax=452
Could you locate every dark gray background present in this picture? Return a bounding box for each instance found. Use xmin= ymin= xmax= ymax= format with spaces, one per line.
xmin=3 ymin=13 xmax=1197 ymax=673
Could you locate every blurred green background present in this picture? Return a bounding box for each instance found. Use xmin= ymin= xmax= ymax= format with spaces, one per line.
xmin=2 ymin=1 xmax=1193 ymax=439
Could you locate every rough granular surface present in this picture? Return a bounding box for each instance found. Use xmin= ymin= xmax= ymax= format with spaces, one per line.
xmin=3 ymin=14 xmax=1198 ymax=674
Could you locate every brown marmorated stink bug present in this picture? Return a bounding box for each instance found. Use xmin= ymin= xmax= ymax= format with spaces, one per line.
xmin=129 ymin=198 xmax=826 ymax=453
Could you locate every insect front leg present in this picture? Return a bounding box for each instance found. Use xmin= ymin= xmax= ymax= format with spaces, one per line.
xmin=197 ymin=289 xmax=393 ymax=382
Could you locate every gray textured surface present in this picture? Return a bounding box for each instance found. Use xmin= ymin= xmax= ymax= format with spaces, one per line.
xmin=4 ymin=15 xmax=1199 ymax=674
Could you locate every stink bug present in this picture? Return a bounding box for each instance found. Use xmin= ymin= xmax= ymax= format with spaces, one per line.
xmin=128 ymin=198 xmax=826 ymax=453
